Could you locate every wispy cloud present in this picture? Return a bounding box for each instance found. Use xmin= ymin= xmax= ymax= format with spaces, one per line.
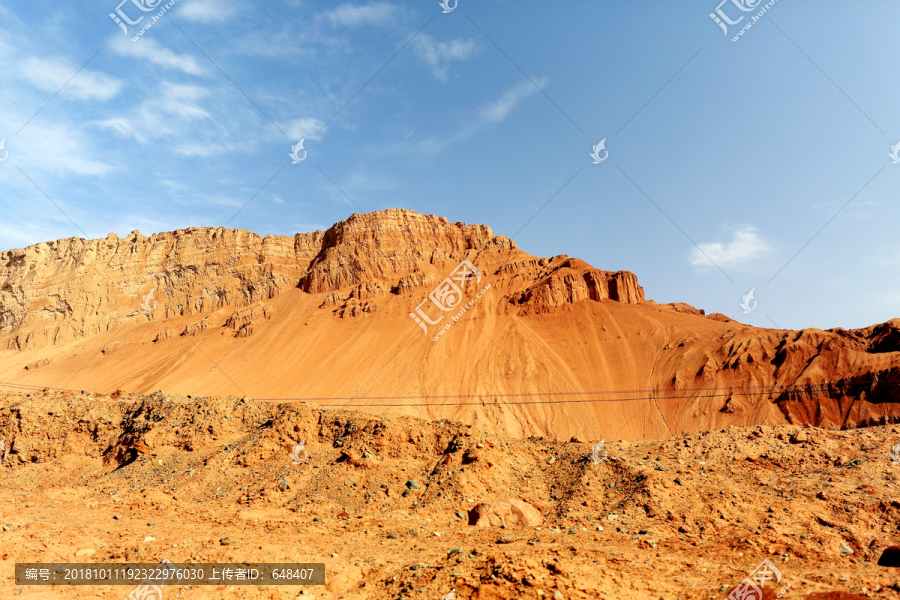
xmin=343 ymin=172 xmax=395 ymax=191
xmin=11 ymin=120 xmax=114 ymax=176
xmin=413 ymin=34 xmax=478 ymax=82
xmin=110 ymin=36 xmax=207 ymax=76
xmin=97 ymin=81 xmax=213 ymax=146
xmin=287 ymin=118 xmax=326 ymax=141
xmin=323 ymin=2 xmax=398 ymax=28
xmin=689 ymin=226 xmax=772 ymax=269
xmin=480 ymin=80 xmax=542 ymax=122
xmin=178 ymin=0 xmax=241 ymax=23
xmin=20 ymin=57 xmax=122 ymax=101
xmin=410 ymin=78 xmax=546 ymax=156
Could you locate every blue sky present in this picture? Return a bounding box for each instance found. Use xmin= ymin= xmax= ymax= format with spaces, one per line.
xmin=0 ymin=0 xmax=897 ymax=330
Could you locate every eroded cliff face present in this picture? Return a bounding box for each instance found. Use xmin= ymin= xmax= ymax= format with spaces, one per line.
xmin=506 ymin=258 xmax=644 ymax=315
xmin=0 ymin=227 xmax=323 ymax=350
xmin=298 ymin=210 xmax=516 ymax=294
xmin=1 ymin=209 xmax=617 ymax=351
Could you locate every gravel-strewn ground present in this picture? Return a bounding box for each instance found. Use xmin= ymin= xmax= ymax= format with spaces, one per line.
xmin=1 ymin=389 xmax=897 ymax=599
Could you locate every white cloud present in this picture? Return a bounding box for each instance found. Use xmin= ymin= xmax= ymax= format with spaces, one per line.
xmin=96 ymin=118 xmax=148 ymax=144
xmin=408 ymin=78 xmax=547 ymax=157
xmin=413 ymin=34 xmax=477 ymax=82
xmin=286 ymin=117 xmax=326 ymax=141
xmin=480 ymin=79 xmax=544 ymax=123
xmin=8 ymin=121 xmax=114 ymax=176
xmin=20 ymin=57 xmax=122 ymax=101
xmin=343 ymin=172 xmax=394 ymax=191
xmin=110 ymin=36 xmax=207 ymax=76
xmin=272 ymin=195 xmax=285 ymax=204
xmin=323 ymin=2 xmax=398 ymax=27
xmin=95 ymin=81 xmax=213 ymax=149
xmin=689 ymin=227 xmax=772 ymax=269
xmin=178 ymin=0 xmax=241 ymax=23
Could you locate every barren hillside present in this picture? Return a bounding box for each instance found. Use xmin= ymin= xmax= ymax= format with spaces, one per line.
xmin=1 ymin=209 xmax=899 ymax=441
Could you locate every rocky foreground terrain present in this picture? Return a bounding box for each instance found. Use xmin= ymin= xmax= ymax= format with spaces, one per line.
xmin=2 ymin=388 xmax=899 ymax=599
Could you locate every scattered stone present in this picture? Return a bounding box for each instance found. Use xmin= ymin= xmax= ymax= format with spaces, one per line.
xmin=388 ymin=533 xmax=400 ymax=540
xmin=406 ymin=480 xmax=421 ymax=490
xmin=220 ymin=538 xmax=238 ymax=545
xmin=840 ymin=541 xmax=853 ymax=556
xmin=790 ymin=431 xmax=809 ymax=444
xmin=498 ymin=534 xmax=517 ymax=544
xmin=469 ymin=499 xmax=543 ymax=528
xmin=455 ymin=511 xmax=466 ymax=520
xmin=74 ymin=549 xmax=95 ymax=558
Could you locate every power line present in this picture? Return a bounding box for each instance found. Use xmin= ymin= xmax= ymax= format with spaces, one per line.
xmin=1 ymin=379 xmax=897 ymax=407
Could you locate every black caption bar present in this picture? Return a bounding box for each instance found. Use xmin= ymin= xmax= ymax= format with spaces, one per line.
xmin=15 ymin=563 xmax=325 ymax=586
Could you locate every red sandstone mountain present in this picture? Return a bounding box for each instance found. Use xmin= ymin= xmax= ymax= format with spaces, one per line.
xmin=1 ymin=209 xmax=898 ymax=440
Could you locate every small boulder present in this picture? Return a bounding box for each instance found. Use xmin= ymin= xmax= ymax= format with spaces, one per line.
xmin=877 ymin=546 xmax=900 ymax=567
xmin=790 ymin=430 xmax=809 ymax=444
xmin=468 ymin=499 xmax=542 ymax=528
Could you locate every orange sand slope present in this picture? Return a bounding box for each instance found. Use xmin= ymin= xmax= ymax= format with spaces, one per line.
xmin=1 ymin=209 xmax=898 ymax=440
